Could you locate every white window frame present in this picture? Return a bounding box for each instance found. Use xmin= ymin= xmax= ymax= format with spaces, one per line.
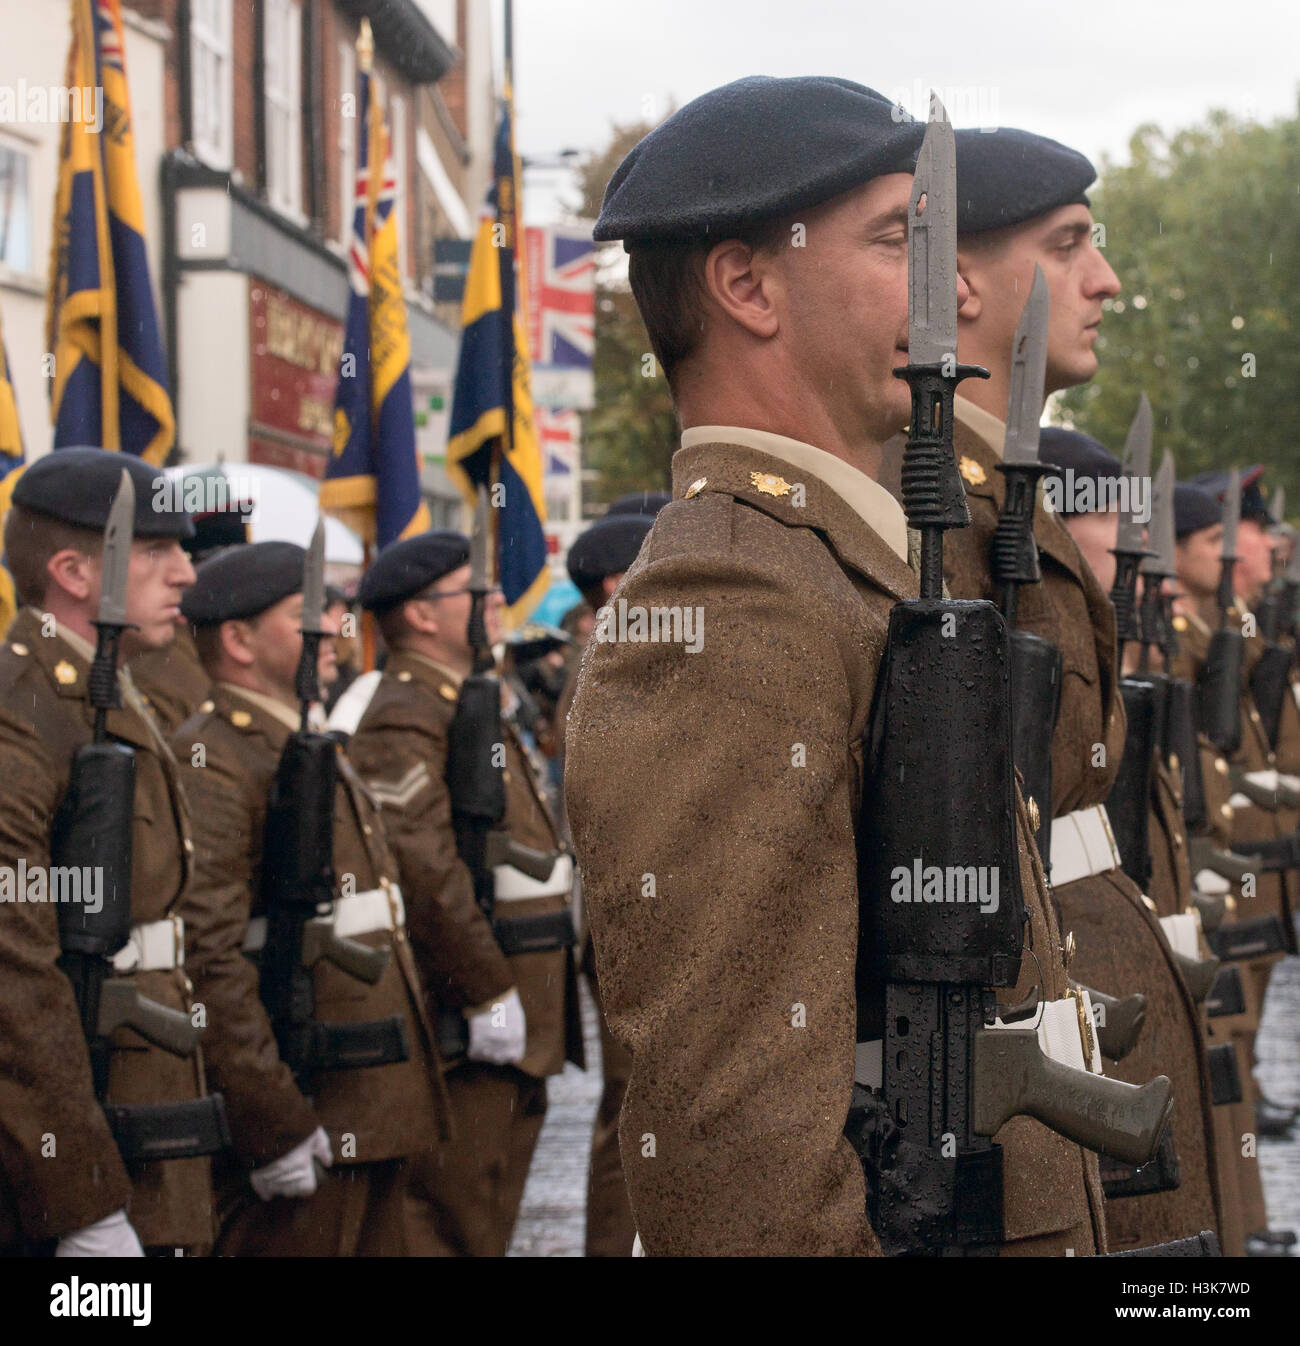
xmin=337 ymin=39 xmax=356 ymax=246
xmin=0 ymin=132 xmax=34 ymax=276
xmin=389 ymin=93 xmax=408 ymax=281
xmin=190 ymin=0 xmax=233 ymax=171
xmin=263 ymin=0 xmax=303 ymax=220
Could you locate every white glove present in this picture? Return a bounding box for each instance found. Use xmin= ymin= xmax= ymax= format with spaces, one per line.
xmin=466 ymin=987 xmax=527 ymax=1065
xmin=249 ymin=1126 xmax=333 ymax=1202
xmin=55 ymin=1209 xmax=144 ymax=1257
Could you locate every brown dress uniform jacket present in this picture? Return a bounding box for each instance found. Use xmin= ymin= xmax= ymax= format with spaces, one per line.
xmin=347 ymin=650 xmax=580 ymax=1078
xmin=0 ymin=609 xmax=212 ymax=1249
xmin=926 ymin=404 xmax=1222 ymax=1251
xmin=173 ymin=684 xmax=447 ymax=1171
xmin=566 ymin=434 xmax=1105 ymax=1257
xmin=130 ymin=625 xmax=212 ymax=739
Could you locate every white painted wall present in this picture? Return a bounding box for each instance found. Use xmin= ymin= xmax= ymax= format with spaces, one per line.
xmin=0 ymin=1 xmax=167 ymax=460
xmin=177 ymin=269 xmax=249 ymax=464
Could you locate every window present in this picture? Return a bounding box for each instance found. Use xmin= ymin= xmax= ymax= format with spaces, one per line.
xmin=389 ymin=93 xmax=408 ymax=280
xmin=190 ymin=0 xmax=233 ymax=169
xmin=264 ymin=0 xmax=303 ymax=218
xmin=337 ymin=40 xmax=356 ymax=245
xmin=0 ymin=138 xmax=32 ymax=272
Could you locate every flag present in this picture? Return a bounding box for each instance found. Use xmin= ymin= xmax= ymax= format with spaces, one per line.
xmin=0 ymin=307 xmax=25 ymax=635
xmin=447 ymin=85 xmax=548 ymax=626
xmin=525 ymin=223 xmax=595 ymax=410
xmin=46 ymin=0 xmax=173 ymax=463
xmin=321 ymin=44 xmax=429 ymax=549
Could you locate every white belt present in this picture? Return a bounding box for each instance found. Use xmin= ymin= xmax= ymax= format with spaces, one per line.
xmin=243 ymin=883 xmax=405 ymax=952
xmin=493 ymin=853 xmax=573 ymax=903
xmin=1231 ymin=768 xmax=1281 ymax=809
xmin=111 ymin=915 xmax=184 ymax=973
xmin=854 ymin=992 xmax=1102 ymax=1090
xmin=1159 ymin=911 xmax=1202 ymax=961
xmin=1049 ymin=804 xmax=1122 ymax=887
xmin=1194 ymin=868 xmax=1232 ymax=896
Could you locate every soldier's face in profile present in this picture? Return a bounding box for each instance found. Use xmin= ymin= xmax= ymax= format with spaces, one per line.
xmin=765 ymin=172 xmax=919 ymax=440
xmin=1176 ymin=524 xmax=1224 ymax=599
xmin=422 ymin=564 xmax=503 ymax=659
xmin=1062 ymin=507 xmax=1121 ymax=593
xmin=242 ymin=593 xmax=336 ymax=700
xmin=1234 ymin=518 xmax=1277 ymax=603
xmin=958 ymin=204 xmax=1120 ymax=396
xmin=119 ymin=538 xmax=196 ymax=655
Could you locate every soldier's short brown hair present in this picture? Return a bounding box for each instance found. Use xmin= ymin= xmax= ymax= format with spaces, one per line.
xmin=3 ymin=504 xmax=104 ymax=608
xmin=627 ymin=216 xmax=791 ymax=392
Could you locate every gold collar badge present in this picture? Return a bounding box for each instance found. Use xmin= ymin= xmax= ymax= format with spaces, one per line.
xmin=750 ymin=471 xmax=791 ymax=498
xmin=959 ymin=456 xmax=986 ymax=486
xmin=54 ymin=660 xmax=78 ymax=686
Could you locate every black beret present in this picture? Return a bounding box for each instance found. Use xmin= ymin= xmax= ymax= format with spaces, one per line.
xmin=358 ymin=530 xmax=470 ymax=613
xmin=567 ymin=514 xmax=654 ymax=592
xmin=595 ymin=76 xmax=926 ymax=246
xmin=181 ymin=541 xmax=304 ymax=626
xmin=13 ymin=447 xmax=195 ymax=539
xmin=1174 ymin=483 xmax=1222 ymax=539
xmin=1037 ymin=427 xmax=1120 ymax=515
xmin=1191 ymin=466 xmax=1270 ymax=524
xmin=955 ymin=128 xmax=1095 ymax=234
xmin=184 ymin=505 xmax=253 ymax=560
xmin=606 ymin=491 xmax=672 ymax=517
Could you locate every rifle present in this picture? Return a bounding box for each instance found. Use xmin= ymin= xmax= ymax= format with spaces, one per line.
xmin=259 ymin=521 xmax=401 ymax=1084
xmin=845 ymin=101 xmax=1172 ymax=1257
xmin=439 ymin=489 xmax=569 ymax=1057
xmin=1195 ymin=469 xmax=1244 ymax=755
xmin=53 ymin=470 xmax=227 ymax=1163
xmin=1104 ymin=397 xmax=1158 ymax=891
xmin=991 ymin=266 xmax=1060 ymax=863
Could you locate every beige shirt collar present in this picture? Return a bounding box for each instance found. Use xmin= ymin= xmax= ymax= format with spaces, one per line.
xmin=680 ymin=425 xmax=909 ymax=563
xmin=28 ymin=609 xmax=97 ymax=664
xmin=403 ymin=650 xmax=464 ymax=689
xmin=954 ymin=396 xmax=1007 ymax=459
xmin=221 ymin=682 xmax=305 ymax=733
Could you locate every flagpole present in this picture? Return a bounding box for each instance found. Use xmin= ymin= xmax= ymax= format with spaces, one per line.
xmin=356 ymin=19 xmax=378 ymax=673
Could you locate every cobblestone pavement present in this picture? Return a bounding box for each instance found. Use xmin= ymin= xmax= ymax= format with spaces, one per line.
xmin=511 ymin=960 xmax=1300 ymax=1256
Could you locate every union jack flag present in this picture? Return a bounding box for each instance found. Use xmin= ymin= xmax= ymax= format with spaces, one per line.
xmin=93 ymin=0 xmax=123 ymax=71
xmin=526 ymin=225 xmax=595 ymax=370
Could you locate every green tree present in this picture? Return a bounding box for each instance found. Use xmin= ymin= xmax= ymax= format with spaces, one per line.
xmin=1056 ymin=100 xmax=1300 ymax=512
xmin=568 ymin=116 xmax=679 ymax=509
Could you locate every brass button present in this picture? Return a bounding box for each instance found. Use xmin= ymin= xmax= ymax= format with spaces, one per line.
xmin=1220 ymin=802 xmax=1234 ymax=819
xmin=397 ymin=670 xmax=412 ymax=682
xmin=363 ymin=823 xmax=373 ymax=836
xmin=200 ymin=699 xmax=215 ymax=713
xmin=1215 ymin=758 xmax=1229 ymax=775
xmin=1026 ymin=796 xmax=1040 ymax=833
xmin=54 ymin=660 xmax=77 ymax=685
xmin=231 ymin=710 xmax=252 ymax=728
xmin=1141 ymin=893 xmax=1158 ymax=912
xmin=1169 ymin=752 xmax=1180 ymax=774
xmin=685 ymin=477 xmax=708 ymax=499
xmin=183 ymin=838 xmax=194 ymax=855
xmin=1062 ymin=930 xmax=1076 ymax=969
xmin=10 ymin=642 xmax=27 ymax=656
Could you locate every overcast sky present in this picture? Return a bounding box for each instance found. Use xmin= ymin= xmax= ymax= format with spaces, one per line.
xmin=500 ymin=0 xmax=1300 ymax=225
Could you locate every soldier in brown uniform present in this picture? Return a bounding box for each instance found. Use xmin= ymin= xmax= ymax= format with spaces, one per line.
xmin=347 ymin=531 xmax=581 ymax=1257
xmin=892 ymin=125 xmax=1217 ymax=1251
xmin=1172 ymin=481 xmax=1294 ymax=1251
xmin=131 ymin=500 xmax=252 ymax=737
xmin=566 ymin=77 xmax=1109 ymax=1256
xmin=0 ymin=448 xmax=213 ymax=1255
xmin=564 ymin=511 xmax=658 ymax=1257
xmin=174 ymin=541 xmax=449 ymax=1256
xmin=1033 ymin=431 xmax=1223 ymax=1252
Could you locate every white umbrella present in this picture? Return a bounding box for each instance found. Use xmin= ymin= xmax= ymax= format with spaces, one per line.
xmin=164 ymin=462 xmax=364 ymax=567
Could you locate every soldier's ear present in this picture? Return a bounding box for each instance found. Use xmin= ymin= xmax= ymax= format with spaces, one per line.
xmin=218 ymin=618 xmax=258 ymax=668
xmin=46 ymin=548 xmax=95 ymax=605
xmin=955 ymin=249 xmax=983 ymax=322
xmin=702 ymin=238 xmax=780 ymax=342
xmin=403 ymin=597 xmax=439 ymax=637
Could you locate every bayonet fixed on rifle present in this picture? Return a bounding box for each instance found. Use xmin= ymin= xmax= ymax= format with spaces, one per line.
xmin=846 ymin=100 xmax=1171 ymax=1256
xmin=53 ymin=472 xmax=221 ymax=1162
xmin=259 ymin=520 xmax=400 ymax=1085
xmin=1196 ymin=469 xmax=1244 ymax=755
xmin=991 ymin=267 xmax=1060 ymax=861
xmin=1257 ymin=486 xmax=1286 ymax=642
xmin=1249 ymin=486 xmax=1295 ymax=750
xmin=1104 ymin=398 xmax=1159 ymax=890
